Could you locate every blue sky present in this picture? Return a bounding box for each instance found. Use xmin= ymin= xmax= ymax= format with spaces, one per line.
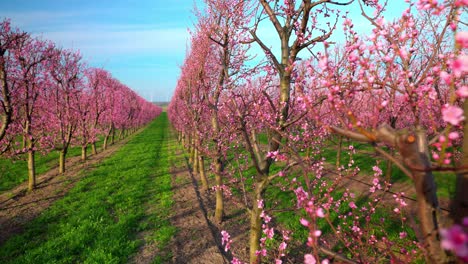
xmin=0 ymin=0 xmax=407 ymax=102
xmin=0 ymin=0 xmax=202 ymax=102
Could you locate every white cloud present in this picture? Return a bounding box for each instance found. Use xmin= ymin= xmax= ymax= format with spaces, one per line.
xmin=40 ymin=26 xmax=190 ymax=57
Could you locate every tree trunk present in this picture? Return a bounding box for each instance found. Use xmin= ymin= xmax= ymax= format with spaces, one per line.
xmin=91 ymin=142 xmax=97 ymax=155
xmin=103 ymin=136 xmax=109 ymax=150
xmin=189 ymin=145 xmax=194 ymax=165
xmin=214 ymin=159 xmax=224 ymax=223
xmin=452 ymin=99 xmax=468 ymax=224
xmin=385 ymin=160 xmax=392 ymax=182
xmin=103 ymin=125 xmax=113 ymax=150
xmin=403 ymin=129 xmax=448 ymax=263
xmin=111 ymin=128 xmax=115 ymax=145
xmin=249 ymin=179 xmax=267 ymax=264
xmin=27 ymin=147 xmax=36 ymax=192
xmin=59 ymin=149 xmax=67 ymax=174
xmin=198 ymin=154 xmax=209 ymax=191
xmin=193 ymin=148 xmax=199 ymax=172
xmin=81 ymin=145 xmax=87 ymax=161
xmin=336 ymin=135 xmax=342 ymax=168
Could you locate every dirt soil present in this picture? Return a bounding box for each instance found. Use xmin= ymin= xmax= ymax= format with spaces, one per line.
xmin=167 ymin=149 xmax=249 ymax=264
xmin=0 ymin=136 xmax=134 ymax=245
xmin=0 ymin=130 xmax=452 ymax=263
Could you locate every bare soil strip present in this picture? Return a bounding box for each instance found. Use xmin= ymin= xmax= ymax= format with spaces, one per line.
xmin=0 ymin=135 xmax=136 ymax=245
xmin=168 ymin=148 xmax=249 ymax=264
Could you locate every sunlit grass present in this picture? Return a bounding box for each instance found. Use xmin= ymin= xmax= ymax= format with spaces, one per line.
xmin=0 ymin=138 xmax=104 ymax=193
xmin=0 ymin=113 xmax=176 ymax=263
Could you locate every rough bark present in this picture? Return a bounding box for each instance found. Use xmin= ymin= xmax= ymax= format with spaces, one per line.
xmin=27 ymin=146 xmax=36 ymax=192
xmin=214 ymin=159 xmax=225 ymax=223
xmin=331 ymin=125 xmax=449 ymax=263
xmin=452 ymin=99 xmax=468 ymax=225
xmin=198 ymin=154 xmax=209 ymax=191
xmin=81 ymin=145 xmax=87 ymax=161
xmin=59 ymin=149 xmax=67 ymax=174
xmin=249 ymin=179 xmax=267 ymax=264
xmin=336 ymin=135 xmax=342 ymax=168
xmin=91 ymin=142 xmax=97 ymax=155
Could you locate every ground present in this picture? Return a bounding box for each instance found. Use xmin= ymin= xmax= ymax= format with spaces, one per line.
xmin=0 ymin=116 xmax=449 ymax=263
xmin=0 ymin=121 xmax=249 ymax=263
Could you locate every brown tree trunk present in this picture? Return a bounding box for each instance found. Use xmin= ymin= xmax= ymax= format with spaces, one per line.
xmin=59 ymin=149 xmax=67 ymax=174
xmin=91 ymin=142 xmax=97 ymax=155
xmin=111 ymin=128 xmax=115 ymax=145
xmin=214 ymin=159 xmax=224 ymax=223
xmin=249 ymin=179 xmax=267 ymax=264
xmin=336 ymin=135 xmax=342 ymax=168
xmin=118 ymin=129 xmax=124 ymax=140
xmin=198 ymin=154 xmax=209 ymax=191
xmin=452 ymin=99 xmax=468 ymax=224
xmin=403 ymin=129 xmax=448 ymax=263
xmin=27 ymin=145 xmax=36 ymax=192
xmin=81 ymin=145 xmax=87 ymax=161
xmin=103 ymin=125 xmax=113 ymax=150
xmin=193 ymin=148 xmax=199 ymax=174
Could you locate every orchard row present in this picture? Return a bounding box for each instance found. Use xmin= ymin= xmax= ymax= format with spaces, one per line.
xmin=0 ymin=19 xmax=162 ymax=191
xmin=168 ymin=0 xmax=467 ymax=263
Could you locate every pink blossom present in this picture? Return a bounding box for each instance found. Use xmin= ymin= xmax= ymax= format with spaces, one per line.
xmin=264 ymin=227 xmax=274 ymax=239
xmin=442 ymin=105 xmax=465 ymax=126
xmin=221 ymin=230 xmax=232 ymax=252
xmin=349 ymin=202 xmax=357 ymax=209
xmin=279 ymin=241 xmax=287 ymax=251
xmin=439 ymin=135 xmax=446 ymax=143
xmin=257 ymin=199 xmax=264 ymax=209
xmin=275 ymin=259 xmax=282 ymax=264
xmin=256 ymin=249 xmax=267 ymax=257
xmin=452 ymin=55 xmax=468 ymax=76
xmin=316 ymin=208 xmax=325 ymax=218
xmin=231 ymin=258 xmax=243 ymax=264
xmin=319 ymin=57 xmax=328 ymax=70
xmin=300 ymin=218 xmax=310 ymax=227
xmin=449 ymin=132 xmax=460 ymax=140
xmin=440 ymin=224 xmax=468 ymax=260
xmin=304 ymin=254 xmax=316 ymax=264
xmin=455 ymin=0 xmax=468 ymax=6
xmin=399 ymin=232 xmax=407 ymax=239
xmin=456 ymin=86 xmax=468 ymax=98
xmin=456 ymin=32 xmax=468 ymax=48
xmin=440 ymin=71 xmax=451 ymax=84
xmin=313 ymin=230 xmax=322 ymax=237
xmin=372 ymin=177 xmax=379 ymax=185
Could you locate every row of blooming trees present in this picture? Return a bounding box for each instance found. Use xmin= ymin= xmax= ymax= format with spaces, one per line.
xmin=169 ymin=0 xmax=467 ymax=263
xmin=0 ymin=19 xmax=162 ymax=191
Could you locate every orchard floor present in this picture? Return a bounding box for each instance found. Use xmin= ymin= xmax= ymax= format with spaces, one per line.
xmin=0 ymin=113 xmax=450 ymax=263
xmin=0 ymin=134 xmax=135 ymax=245
xmin=0 ymin=115 xmax=250 ymax=263
xmin=164 ymin=147 xmax=249 ymax=264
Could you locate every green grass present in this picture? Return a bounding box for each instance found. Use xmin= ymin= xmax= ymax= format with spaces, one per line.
xmin=0 ymin=113 xmax=176 ymax=263
xmin=0 ymin=138 xmax=105 ymax=193
xmin=222 ymin=133 xmax=426 ymax=261
xmin=319 ymin=138 xmax=456 ymax=199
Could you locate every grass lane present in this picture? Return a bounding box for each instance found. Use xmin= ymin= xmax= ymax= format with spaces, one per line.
xmin=0 ymin=138 xmax=105 ymax=193
xmin=0 ymin=113 xmax=175 ymax=263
